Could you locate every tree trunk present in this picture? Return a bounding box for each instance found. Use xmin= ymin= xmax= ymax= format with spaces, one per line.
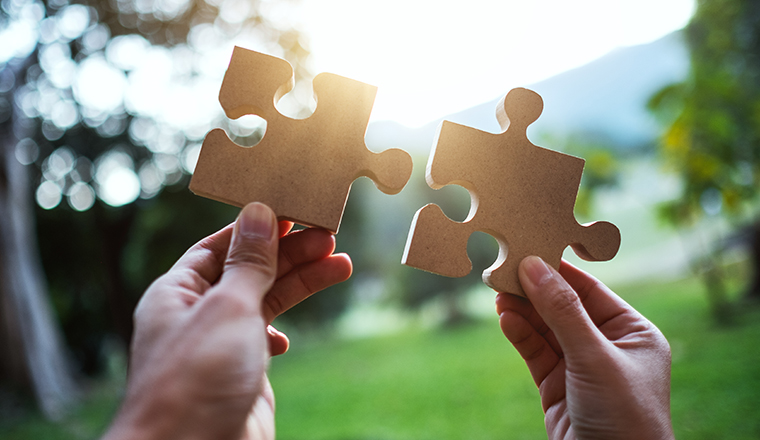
xmin=0 ymin=62 xmax=79 ymax=419
xmin=699 ymin=257 xmax=733 ymax=325
xmin=745 ymin=220 xmax=760 ymax=300
xmin=95 ymin=202 xmax=138 ymax=346
xmin=683 ymin=227 xmax=734 ymax=326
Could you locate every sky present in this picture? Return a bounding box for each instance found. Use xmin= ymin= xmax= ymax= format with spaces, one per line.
xmin=290 ymin=0 xmax=696 ymax=127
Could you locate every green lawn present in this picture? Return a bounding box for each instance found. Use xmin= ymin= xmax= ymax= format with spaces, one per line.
xmin=270 ymin=317 xmax=544 ymax=440
xmin=1 ymin=274 xmax=759 ymax=439
xmin=270 ymin=274 xmax=760 ymax=440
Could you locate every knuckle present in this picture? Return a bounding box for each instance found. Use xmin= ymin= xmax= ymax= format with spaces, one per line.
xmin=544 ymin=279 xmax=582 ymax=315
xmin=132 ymin=279 xmax=164 ymax=325
xmin=522 ymin=340 xmax=546 ymax=362
xmin=203 ymin=288 xmax=257 ymax=317
xmin=263 ymin=292 xmax=286 ymax=319
xmin=226 ymin=238 xmax=276 ymax=276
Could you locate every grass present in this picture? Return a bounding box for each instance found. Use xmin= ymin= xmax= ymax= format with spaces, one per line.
xmin=270 ymin=272 xmax=760 ymax=440
xmin=1 ymin=274 xmax=759 ymax=439
xmin=621 ymin=276 xmax=760 ymax=440
xmin=0 ymin=380 xmax=121 ymax=440
xmin=270 ymin=320 xmax=544 ymax=440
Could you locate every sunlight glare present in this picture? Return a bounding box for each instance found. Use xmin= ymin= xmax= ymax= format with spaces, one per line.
xmin=73 ymin=56 xmax=127 ymax=113
xmin=296 ymin=0 xmax=696 ymax=127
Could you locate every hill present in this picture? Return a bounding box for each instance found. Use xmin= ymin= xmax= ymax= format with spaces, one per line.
xmin=366 ymin=31 xmax=690 ymax=154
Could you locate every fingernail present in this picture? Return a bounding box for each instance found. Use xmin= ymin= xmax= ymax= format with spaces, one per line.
xmin=267 ymin=325 xmax=283 ymax=337
xmin=522 ymin=256 xmax=554 ymax=287
xmin=237 ymin=202 xmax=275 ymax=239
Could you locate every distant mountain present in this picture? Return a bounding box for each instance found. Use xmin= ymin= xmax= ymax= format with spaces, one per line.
xmin=366 ymin=31 xmax=690 ymax=155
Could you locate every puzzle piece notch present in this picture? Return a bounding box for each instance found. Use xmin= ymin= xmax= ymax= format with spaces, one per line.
xmin=189 ymin=47 xmax=413 ymax=234
xmin=403 ymin=87 xmax=620 ymax=296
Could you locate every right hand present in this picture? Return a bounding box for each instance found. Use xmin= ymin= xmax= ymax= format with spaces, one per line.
xmin=104 ymin=203 xmax=352 ymax=440
xmin=496 ymin=257 xmax=675 ymax=440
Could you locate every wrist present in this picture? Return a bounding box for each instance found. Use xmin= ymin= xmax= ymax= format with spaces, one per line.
xmin=102 ymin=378 xmax=249 ymax=440
xmin=102 ymin=390 xmax=188 ymax=440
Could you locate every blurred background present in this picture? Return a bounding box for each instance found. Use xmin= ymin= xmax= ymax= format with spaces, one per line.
xmin=1 ymin=0 xmax=759 ymax=438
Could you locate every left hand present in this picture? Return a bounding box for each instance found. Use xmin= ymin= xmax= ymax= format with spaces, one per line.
xmin=496 ymin=257 xmax=673 ymax=440
xmin=103 ymin=202 xmax=353 ymax=440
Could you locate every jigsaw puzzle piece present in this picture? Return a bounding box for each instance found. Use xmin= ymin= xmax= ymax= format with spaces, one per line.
xmin=482 ymin=219 xmax=619 ymax=295
xmin=218 ymin=47 xmax=294 ymax=120
xmin=306 ymin=72 xmax=413 ymax=196
xmin=402 ymin=203 xmax=474 ymax=278
xmin=566 ymin=220 xmax=622 ymax=261
xmin=403 ymin=87 xmax=620 ymax=296
xmin=189 ymin=47 xmax=413 ymax=234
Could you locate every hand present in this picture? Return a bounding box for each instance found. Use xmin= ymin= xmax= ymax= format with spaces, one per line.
xmin=496 ymin=257 xmax=674 ymax=440
xmin=103 ymin=202 xmax=352 ymax=440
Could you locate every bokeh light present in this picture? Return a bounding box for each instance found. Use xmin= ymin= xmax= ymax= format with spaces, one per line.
xmin=80 ymin=24 xmax=110 ymax=53
xmin=15 ymin=138 xmax=39 ymax=165
xmin=0 ymin=1 xmax=42 ymax=63
xmin=73 ymin=56 xmax=127 ymax=114
xmin=67 ymin=181 xmax=96 ymax=211
xmin=56 ymin=4 xmax=90 ymax=41
xmin=181 ymin=143 xmax=201 ymax=173
xmin=94 ymin=151 xmax=141 ymax=207
xmin=36 ymin=180 xmax=62 ymax=209
xmin=42 ymin=146 xmax=75 ymax=182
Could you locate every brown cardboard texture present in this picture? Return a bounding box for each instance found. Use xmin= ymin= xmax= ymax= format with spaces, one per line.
xmin=402 ymin=87 xmax=620 ymax=296
xmin=189 ymin=46 xmax=413 ymax=234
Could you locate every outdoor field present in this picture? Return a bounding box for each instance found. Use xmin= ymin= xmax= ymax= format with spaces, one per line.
xmin=2 ymin=269 xmax=758 ymax=440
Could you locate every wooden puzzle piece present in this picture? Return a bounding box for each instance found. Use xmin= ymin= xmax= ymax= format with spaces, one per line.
xmin=402 ymin=88 xmax=620 ymax=296
xmin=190 ymin=47 xmax=413 ymax=234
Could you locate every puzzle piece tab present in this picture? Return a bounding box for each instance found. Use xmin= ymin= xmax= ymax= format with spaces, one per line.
xmin=190 ymin=47 xmax=413 ymax=234
xmin=402 ymin=88 xmax=620 ymax=296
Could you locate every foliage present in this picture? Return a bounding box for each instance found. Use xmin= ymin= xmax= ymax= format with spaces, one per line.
xmin=0 ymin=0 xmax=313 ymax=378
xmin=552 ymin=133 xmax=622 ymax=218
xmin=648 ymin=0 xmax=760 ymax=226
xmin=647 ymin=0 xmax=760 ymax=319
xmin=37 ymin=185 xmax=239 ymax=373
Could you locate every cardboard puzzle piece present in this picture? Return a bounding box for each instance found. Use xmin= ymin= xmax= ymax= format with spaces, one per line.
xmin=190 ymin=46 xmax=413 ymax=234
xmin=402 ymin=88 xmax=620 ymax=296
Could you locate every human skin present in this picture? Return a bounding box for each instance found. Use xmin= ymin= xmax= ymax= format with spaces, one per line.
xmin=102 ymin=202 xmax=353 ymax=440
xmin=496 ymin=257 xmax=675 ymax=440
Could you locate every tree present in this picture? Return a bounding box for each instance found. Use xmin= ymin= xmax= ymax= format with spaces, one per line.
xmin=648 ymin=0 xmax=760 ymax=321
xmin=0 ymin=0 xmax=311 ymax=417
xmin=1 ymin=53 xmax=78 ymax=420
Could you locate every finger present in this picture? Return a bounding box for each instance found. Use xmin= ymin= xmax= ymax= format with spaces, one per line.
xmin=558 ymin=260 xmax=643 ymax=338
xmin=496 ymin=292 xmax=562 ymax=356
xmin=263 ymin=253 xmax=352 ymax=323
xmin=518 ymin=256 xmax=605 ymax=355
xmin=278 ymin=221 xmax=294 ymax=238
xmin=215 ymin=203 xmax=279 ymax=309
xmin=276 ymin=228 xmax=337 ymax=279
xmin=170 ymin=223 xmax=235 ymax=284
xmin=267 ymin=325 xmax=290 ymax=356
xmin=496 ymin=290 xmax=532 ymax=316
xmin=539 ymin=361 xmax=568 ymax=413
xmin=134 ymin=225 xmax=236 ymax=328
xmin=499 ymin=308 xmax=562 ymax=387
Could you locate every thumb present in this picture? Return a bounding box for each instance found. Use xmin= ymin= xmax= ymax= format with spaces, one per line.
xmin=518 ymin=256 xmax=605 ymax=356
xmin=218 ymin=202 xmax=279 ymax=304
